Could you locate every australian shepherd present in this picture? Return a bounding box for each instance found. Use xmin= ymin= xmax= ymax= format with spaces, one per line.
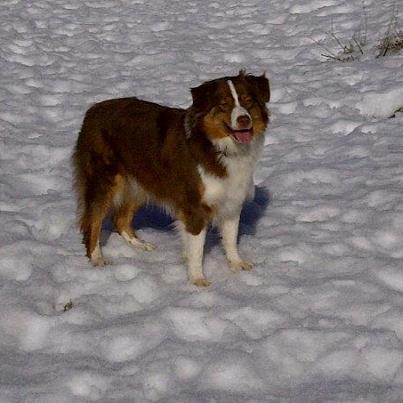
xmin=73 ymin=71 xmax=270 ymax=286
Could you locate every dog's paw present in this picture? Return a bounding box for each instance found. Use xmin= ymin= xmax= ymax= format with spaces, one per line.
xmin=229 ymin=260 xmax=254 ymax=272
xmin=91 ymin=257 xmax=111 ymax=267
xmin=121 ymin=231 xmax=156 ymax=251
xmin=192 ymin=278 xmax=211 ymax=287
xmin=139 ymin=241 xmax=156 ymax=251
xmin=127 ymin=238 xmax=156 ymax=251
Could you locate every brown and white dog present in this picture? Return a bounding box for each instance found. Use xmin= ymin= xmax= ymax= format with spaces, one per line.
xmin=73 ymin=71 xmax=270 ymax=286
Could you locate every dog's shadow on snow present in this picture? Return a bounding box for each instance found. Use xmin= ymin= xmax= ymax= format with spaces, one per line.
xmin=102 ymin=186 xmax=271 ymax=252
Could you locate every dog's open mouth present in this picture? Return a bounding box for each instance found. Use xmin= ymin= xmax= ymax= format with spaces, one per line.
xmin=229 ymin=128 xmax=253 ymax=144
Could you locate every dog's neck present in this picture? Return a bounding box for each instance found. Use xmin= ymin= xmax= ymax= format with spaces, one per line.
xmin=184 ymin=108 xmax=194 ymax=139
xmin=183 ymin=108 xmax=227 ymax=177
xmin=184 ymin=107 xmax=248 ymax=159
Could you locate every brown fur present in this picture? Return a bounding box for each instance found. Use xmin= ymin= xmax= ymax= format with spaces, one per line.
xmin=72 ymin=71 xmax=270 ymax=266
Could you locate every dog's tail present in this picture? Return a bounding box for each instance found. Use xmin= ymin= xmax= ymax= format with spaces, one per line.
xmin=72 ymin=122 xmax=93 ymax=235
xmin=72 ymin=108 xmax=115 ymax=235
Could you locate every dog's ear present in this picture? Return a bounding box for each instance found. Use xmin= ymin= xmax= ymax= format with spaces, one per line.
xmin=246 ymin=73 xmax=270 ymax=103
xmin=190 ymin=81 xmax=217 ymax=110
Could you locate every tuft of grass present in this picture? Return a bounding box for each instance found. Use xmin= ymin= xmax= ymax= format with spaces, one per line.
xmin=377 ymin=6 xmax=403 ymax=57
xmin=377 ymin=26 xmax=403 ymax=57
xmin=314 ymin=6 xmax=368 ymax=62
xmin=314 ymin=35 xmax=364 ymax=63
xmin=316 ymin=2 xmax=402 ymax=62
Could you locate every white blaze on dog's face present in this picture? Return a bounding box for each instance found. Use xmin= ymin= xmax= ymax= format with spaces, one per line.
xmin=226 ymin=79 xmax=253 ymax=144
xmin=192 ymin=71 xmax=271 ymax=151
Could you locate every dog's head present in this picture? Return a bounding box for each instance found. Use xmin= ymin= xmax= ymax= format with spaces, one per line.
xmin=190 ymin=71 xmax=270 ymax=150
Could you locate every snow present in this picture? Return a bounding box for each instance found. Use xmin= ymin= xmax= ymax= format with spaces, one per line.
xmin=1 ymin=0 xmax=403 ymax=401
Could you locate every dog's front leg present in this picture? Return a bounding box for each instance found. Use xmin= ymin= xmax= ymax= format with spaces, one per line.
xmin=183 ymin=227 xmax=210 ymax=287
xmin=219 ymin=214 xmax=253 ymax=272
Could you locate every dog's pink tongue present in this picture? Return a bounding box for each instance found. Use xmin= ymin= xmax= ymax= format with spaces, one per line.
xmin=234 ymin=130 xmax=252 ymax=144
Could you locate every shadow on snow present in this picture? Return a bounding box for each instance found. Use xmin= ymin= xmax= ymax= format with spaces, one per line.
xmin=102 ymin=186 xmax=271 ymax=251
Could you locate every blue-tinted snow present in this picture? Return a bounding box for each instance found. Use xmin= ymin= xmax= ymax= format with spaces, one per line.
xmin=1 ymin=0 xmax=403 ymax=401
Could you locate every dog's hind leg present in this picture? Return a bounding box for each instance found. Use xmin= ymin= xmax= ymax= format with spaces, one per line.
xmin=80 ymin=175 xmax=122 ymax=266
xmin=113 ymin=184 xmax=156 ymax=251
xmin=81 ymin=199 xmax=112 ymax=267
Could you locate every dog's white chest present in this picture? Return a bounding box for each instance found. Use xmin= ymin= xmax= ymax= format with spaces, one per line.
xmin=198 ymin=147 xmax=260 ymax=217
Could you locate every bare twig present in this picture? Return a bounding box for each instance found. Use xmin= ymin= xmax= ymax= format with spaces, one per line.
xmin=328 ymin=31 xmax=347 ymax=53
xmin=359 ymin=0 xmax=368 ymax=46
xmin=321 ymin=53 xmax=341 ymax=61
xmin=352 ymin=35 xmax=364 ymax=54
xmin=310 ymin=37 xmax=339 ymax=59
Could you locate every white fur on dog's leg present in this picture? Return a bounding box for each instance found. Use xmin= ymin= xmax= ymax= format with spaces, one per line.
xmin=176 ymin=221 xmax=188 ymax=262
xmin=219 ymin=215 xmax=253 ymax=273
xmin=90 ymin=242 xmax=110 ymax=267
xmin=182 ymin=227 xmax=210 ymax=286
xmin=246 ymin=178 xmax=255 ymax=201
xmin=121 ymin=231 xmax=156 ymax=251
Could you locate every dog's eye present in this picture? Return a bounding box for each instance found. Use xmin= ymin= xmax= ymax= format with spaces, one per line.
xmin=243 ymin=96 xmax=254 ymax=108
xmin=218 ymin=102 xmax=231 ymax=112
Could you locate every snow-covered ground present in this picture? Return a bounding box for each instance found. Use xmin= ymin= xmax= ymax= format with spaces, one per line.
xmin=1 ymin=0 xmax=403 ymax=401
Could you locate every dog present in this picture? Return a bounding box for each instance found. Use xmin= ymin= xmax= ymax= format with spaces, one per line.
xmin=72 ymin=70 xmax=270 ymax=286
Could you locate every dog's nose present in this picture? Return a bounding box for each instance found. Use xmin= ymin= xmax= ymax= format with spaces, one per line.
xmin=237 ymin=115 xmax=251 ymax=128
